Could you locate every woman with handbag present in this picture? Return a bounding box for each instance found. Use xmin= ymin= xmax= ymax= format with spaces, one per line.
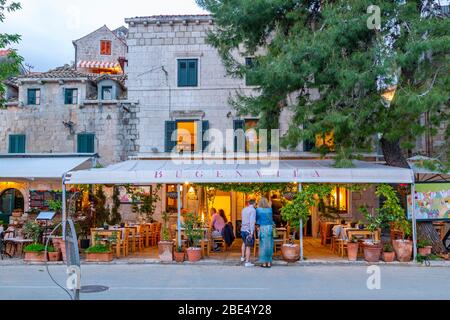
xmin=256 ymin=197 xmax=274 ymax=268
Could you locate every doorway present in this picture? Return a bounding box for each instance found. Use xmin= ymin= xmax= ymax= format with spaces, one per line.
xmin=0 ymin=188 xmax=24 ymax=223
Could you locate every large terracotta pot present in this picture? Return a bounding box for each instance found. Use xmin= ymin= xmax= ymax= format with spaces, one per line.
xmin=363 ymin=243 xmax=382 ymax=263
xmin=47 ymin=252 xmax=61 ymax=262
xmin=281 ymin=244 xmax=300 ymax=262
xmin=347 ymin=242 xmax=359 ymax=261
xmin=418 ymin=246 xmax=432 ymax=256
xmin=85 ymin=252 xmax=113 ymax=262
xmin=186 ymin=247 xmax=202 ymax=262
xmin=174 ymin=251 xmax=185 ymax=263
xmin=382 ymin=251 xmax=395 ymax=262
xmin=392 ymin=240 xmax=413 ymax=262
xmin=158 ymin=241 xmax=174 ymax=262
xmin=24 ymin=252 xmax=46 ymax=262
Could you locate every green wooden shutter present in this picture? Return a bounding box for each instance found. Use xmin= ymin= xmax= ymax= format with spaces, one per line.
xmin=178 ymin=60 xmax=188 ymax=87
xmin=233 ymin=120 xmax=245 ymax=152
xmin=9 ymin=135 xmax=25 ymax=153
xmin=78 ymin=134 xmax=95 ymax=153
xmin=165 ymin=121 xmax=177 ymax=153
xmin=86 ymin=134 xmax=95 ymax=153
xmin=188 ymin=60 xmax=198 ymax=86
xmin=303 ymin=122 xmax=315 ymax=152
xmin=64 ymin=89 xmax=70 ymax=104
xmin=202 ymin=120 xmax=209 ymax=152
xmin=77 ymin=134 xmax=86 ymax=153
xmin=28 ymin=89 xmax=36 ymax=105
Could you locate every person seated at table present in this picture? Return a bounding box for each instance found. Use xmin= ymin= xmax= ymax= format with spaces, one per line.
xmin=332 ymin=220 xmax=348 ymax=239
xmin=210 ymin=208 xmax=226 ymax=252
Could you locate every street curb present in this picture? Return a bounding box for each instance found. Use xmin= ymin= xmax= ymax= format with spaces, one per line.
xmin=2 ymin=259 xmax=449 ymax=267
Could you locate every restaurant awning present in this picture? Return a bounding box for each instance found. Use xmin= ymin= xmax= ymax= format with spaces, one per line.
xmin=0 ymin=154 xmax=95 ymax=180
xmin=408 ymin=156 xmax=450 ymax=183
xmin=64 ymin=159 xmax=414 ymax=185
xmin=77 ymin=60 xmax=120 ymax=69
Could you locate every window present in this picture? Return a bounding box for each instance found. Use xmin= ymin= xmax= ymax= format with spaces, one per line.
xmin=9 ymin=134 xmax=26 ymax=153
xmin=27 ymin=89 xmax=40 ymax=105
xmin=100 ymin=40 xmax=112 ymax=55
xmin=178 ymin=59 xmax=198 ymax=87
xmin=233 ymin=119 xmax=268 ymax=153
xmin=77 ymin=133 xmax=95 ymax=153
xmin=245 ymin=57 xmax=258 ymax=86
xmin=101 ymin=86 xmax=113 ymax=100
xmin=330 ymin=187 xmax=349 ymax=213
xmin=64 ymin=88 xmax=78 ymax=105
xmin=165 ymin=120 xmax=209 ymax=153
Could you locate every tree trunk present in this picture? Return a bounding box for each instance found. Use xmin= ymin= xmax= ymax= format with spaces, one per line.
xmin=418 ymin=222 xmax=447 ymax=254
xmin=380 ymin=138 xmax=410 ymax=168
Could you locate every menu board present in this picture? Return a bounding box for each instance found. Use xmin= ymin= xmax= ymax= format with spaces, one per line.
xmin=29 ymin=191 xmax=62 ymax=210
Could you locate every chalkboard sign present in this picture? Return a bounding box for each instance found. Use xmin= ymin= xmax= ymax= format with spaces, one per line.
xmin=29 ymin=191 xmax=62 ymax=211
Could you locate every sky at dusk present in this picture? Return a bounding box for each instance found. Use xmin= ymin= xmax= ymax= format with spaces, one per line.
xmin=2 ymin=0 xmax=208 ymax=71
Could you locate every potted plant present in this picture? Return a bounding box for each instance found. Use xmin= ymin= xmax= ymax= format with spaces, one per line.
xmin=23 ymin=221 xmax=43 ymax=244
xmin=46 ymin=246 xmax=61 ymax=262
xmin=392 ymin=219 xmax=413 ymax=262
xmin=347 ymin=237 xmax=359 ymax=261
xmin=382 ymin=243 xmax=395 ymax=262
xmin=174 ymin=246 xmax=185 ymax=263
xmin=24 ymin=243 xmax=46 ymax=262
xmin=418 ymin=239 xmax=432 ymax=256
xmin=158 ymin=211 xmax=174 ymax=262
xmin=183 ymin=212 xmax=203 ymax=263
xmin=85 ymin=244 xmax=113 ymax=262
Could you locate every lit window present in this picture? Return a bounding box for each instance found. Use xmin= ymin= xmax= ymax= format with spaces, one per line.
xmin=176 ymin=121 xmax=198 ymax=153
xmin=330 ymin=187 xmax=348 ymax=213
xmin=100 ymin=40 xmax=112 ymax=55
xmin=245 ymin=119 xmax=259 ymax=153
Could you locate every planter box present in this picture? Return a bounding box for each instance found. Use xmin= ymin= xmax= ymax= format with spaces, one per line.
xmin=347 ymin=242 xmax=359 ymax=261
xmin=174 ymin=251 xmax=185 ymax=263
xmin=24 ymin=252 xmax=46 ymax=262
xmin=85 ymin=252 xmax=113 ymax=262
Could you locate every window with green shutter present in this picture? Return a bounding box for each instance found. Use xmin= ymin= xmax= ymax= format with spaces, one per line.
xmin=64 ymin=88 xmax=78 ymax=105
xmin=27 ymin=89 xmax=41 ymax=105
xmin=233 ymin=120 xmax=245 ymax=152
xmin=178 ymin=59 xmax=198 ymax=87
xmin=202 ymin=120 xmax=210 ymax=152
xmin=165 ymin=121 xmax=177 ymax=153
xmin=245 ymin=57 xmax=258 ymax=86
xmin=101 ymin=86 xmax=113 ymax=100
xmin=9 ymin=135 xmax=26 ymax=153
xmin=77 ymin=133 xmax=95 ymax=153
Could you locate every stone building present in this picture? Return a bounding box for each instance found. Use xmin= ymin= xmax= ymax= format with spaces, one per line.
xmin=73 ymin=25 xmax=128 ymax=74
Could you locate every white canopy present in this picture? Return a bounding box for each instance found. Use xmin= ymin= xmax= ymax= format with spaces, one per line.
xmin=0 ymin=155 xmax=94 ymax=180
xmin=64 ymin=159 xmax=414 ymax=185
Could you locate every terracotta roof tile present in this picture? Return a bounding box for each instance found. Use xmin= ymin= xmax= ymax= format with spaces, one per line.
xmin=20 ymin=65 xmax=89 ymax=79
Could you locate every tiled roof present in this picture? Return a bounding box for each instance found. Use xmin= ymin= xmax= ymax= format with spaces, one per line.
xmin=91 ymin=73 xmax=127 ymax=87
xmin=0 ymin=49 xmax=11 ymax=57
xmin=4 ymin=77 xmax=19 ymax=87
xmin=125 ymin=14 xmax=212 ymax=23
xmin=20 ymin=65 xmax=89 ymax=80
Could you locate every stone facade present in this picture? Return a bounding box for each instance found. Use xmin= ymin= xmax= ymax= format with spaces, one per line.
xmin=125 ymin=15 xmax=299 ymax=155
xmin=73 ymin=25 xmax=127 ymax=71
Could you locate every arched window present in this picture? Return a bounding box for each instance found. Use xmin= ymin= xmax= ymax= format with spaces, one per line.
xmin=0 ymin=189 xmax=24 ymax=216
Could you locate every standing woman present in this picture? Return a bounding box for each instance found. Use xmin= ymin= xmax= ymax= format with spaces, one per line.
xmin=256 ymin=197 xmax=274 ymax=268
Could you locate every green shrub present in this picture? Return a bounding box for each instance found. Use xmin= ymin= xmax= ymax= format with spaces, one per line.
xmin=418 ymin=239 xmax=432 ymax=248
xmin=46 ymin=246 xmax=57 ymax=253
xmin=24 ymin=244 xmax=46 ymax=253
xmin=85 ymin=244 xmax=111 ymax=254
xmin=383 ymin=243 xmax=394 ymax=252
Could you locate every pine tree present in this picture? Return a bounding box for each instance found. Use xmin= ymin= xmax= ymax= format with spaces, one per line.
xmin=197 ymin=0 xmax=449 ymax=169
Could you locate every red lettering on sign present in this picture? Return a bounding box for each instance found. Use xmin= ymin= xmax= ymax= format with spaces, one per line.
xmin=256 ymin=171 xmax=262 ymax=178
xmin=196 ymin=171 xmax=204 ymax=178
xmin=217 ymin=171 xmax=223 ymax=178
xmin=154 ymin=171 xmax=163 ymax=179
xmin=236 ymin=171 xmax=243 ymax=177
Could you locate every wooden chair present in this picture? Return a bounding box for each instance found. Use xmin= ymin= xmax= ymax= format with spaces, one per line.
xmin=149 ymin=223 xmax=158 ymax=246
xmin=211 ymin=232 xmax=226 ymax=252
xmin=334 ymin=239 xmax=348 ymax=257
xmin=200 ymin=229 xmax=211 ymax=257
xmin=125 ymin=227 xmax=138 ymax=253
xmin=110 ymin=229 xmax=129 ymax=258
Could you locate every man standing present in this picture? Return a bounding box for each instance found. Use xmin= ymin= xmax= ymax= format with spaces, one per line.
xmin=241 ymin=199 xmax=256 ymax=267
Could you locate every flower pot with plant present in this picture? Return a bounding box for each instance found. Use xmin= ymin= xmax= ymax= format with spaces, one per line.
xmin=174 ymin=246 xmax=185 ymax=263
xmin=382 ymin=243 xmax=395 ymax=262
xmin=24 ymin=244 xmax=46 ymax=262
xmin=418 ymin=239 xmax=432 ymax=256
xmin=347 ymin=238 xmax=359 ymax=261
xmin=85 ymin=244 xmax=113 ymax=262
xmin=158 ymin=211 xmax=174 ymax=262
xmin=183 ymin=212 xmax=203 ymax=263
xmin=46 ymin=246 xmax=61 ymax=262
xmin=281 ymin=185 xmax=332 ymax=262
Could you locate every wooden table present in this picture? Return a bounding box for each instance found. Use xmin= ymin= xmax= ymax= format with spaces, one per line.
xmin=346 ymin=229 xmax=380 ymax=242
xmin=4 ymin=238 xmax=33 ymax=258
